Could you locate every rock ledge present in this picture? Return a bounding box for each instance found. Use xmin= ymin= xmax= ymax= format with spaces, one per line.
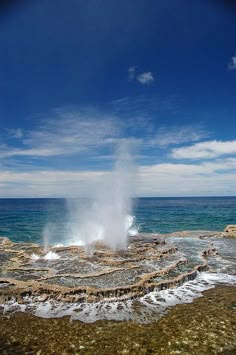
xmin=224 ymin=225 xmax=236 ymax=237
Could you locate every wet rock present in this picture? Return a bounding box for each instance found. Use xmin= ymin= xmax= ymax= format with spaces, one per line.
xmin=224 ymin=225 xmax=236 ymax=237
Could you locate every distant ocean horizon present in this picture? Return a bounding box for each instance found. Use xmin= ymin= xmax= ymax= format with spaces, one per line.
xmin=0 ymin=196 xmax=236 ymax=245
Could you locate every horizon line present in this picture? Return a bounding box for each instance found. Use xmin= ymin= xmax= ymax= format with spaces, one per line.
xmin=0 ymin=196 xmax=236 ymax=199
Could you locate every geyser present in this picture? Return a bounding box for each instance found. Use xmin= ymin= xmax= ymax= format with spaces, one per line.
xmin=67 ymin=141 xmax=136 ymax=249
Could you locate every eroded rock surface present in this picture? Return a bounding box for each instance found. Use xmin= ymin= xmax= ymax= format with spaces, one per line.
xmin=0 ymin=233 xmax=219 ymax=305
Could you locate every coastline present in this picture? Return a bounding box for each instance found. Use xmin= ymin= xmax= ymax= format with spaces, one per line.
xmin=0 ymin=285 xmax=235 ymax=354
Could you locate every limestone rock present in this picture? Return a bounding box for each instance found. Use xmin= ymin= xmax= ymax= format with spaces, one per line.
xmin=0 ymin=236 xmax=12 ymax=245
xmin=224 ymin=225 xmax=236 ymax=237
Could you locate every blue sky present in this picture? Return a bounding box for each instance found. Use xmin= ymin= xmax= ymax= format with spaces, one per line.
xmin=0 ymin=0 xmax=236 ymax=197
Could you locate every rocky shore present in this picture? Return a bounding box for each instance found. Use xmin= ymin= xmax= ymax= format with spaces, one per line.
xmin=0 ymin=227 xmax=236 ymax=353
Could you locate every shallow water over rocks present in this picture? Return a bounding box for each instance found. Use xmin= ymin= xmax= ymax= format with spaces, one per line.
xmin=0 ymin=231 xmax=236 ymax=322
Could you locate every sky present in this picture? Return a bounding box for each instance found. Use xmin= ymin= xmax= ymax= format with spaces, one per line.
xmin=0 ymin=0 xmax=236 ymax=197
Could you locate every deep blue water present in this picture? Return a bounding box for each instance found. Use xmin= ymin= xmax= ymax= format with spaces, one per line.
xmin=0 ymin=197 xmax=235 ymax=244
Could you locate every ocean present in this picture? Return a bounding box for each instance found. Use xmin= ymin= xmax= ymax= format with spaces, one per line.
xmin=0 ymin=197 xmax=235 ymax=244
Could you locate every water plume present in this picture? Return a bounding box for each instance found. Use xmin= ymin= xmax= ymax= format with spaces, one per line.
xmin=67 ymin=140 xmax=136 ymax=249
xmin=42 ymin=223 xmax=51 ymax=253
xmin=41 ymin=223 xmax=60 ymax=260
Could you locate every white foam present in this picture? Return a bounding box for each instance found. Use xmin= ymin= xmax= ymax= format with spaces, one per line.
xmin=52 ymin=243 xmax=64 ymax=248
xmin=141 ymin=272 xmax=236 ymax=311
xmin=1 ymin=271 xmax=236 ymax=323
xmin=31 ymin=253 xmax=40 ymax=261
xmin=30 ymin=251 xmax=60 ymax=261
xmin=43 ymin=251 xmax=60 ymax=260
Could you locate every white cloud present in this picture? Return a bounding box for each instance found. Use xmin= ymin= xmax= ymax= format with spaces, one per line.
xmin=128 ymin=67 xmax=155 ymax=85
xmin=1 ymin=158 xmax=236 ymax=197
xmin=150 ymin=125 xmax=209 ymax=147
xmin=0 ymin=170 xmax=107 ymax=197
xmin=172 ymin=140 xmax=236 ymax=159
xmin=137 ymin=158 xmax=236 ymax=196
xmin=228 ymin=55 xmax=236 ymax=70
xmin=136 ymin=71 xmax=154 ymax=85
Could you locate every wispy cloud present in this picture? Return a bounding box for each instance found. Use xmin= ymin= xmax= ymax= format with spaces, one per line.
xmin=0 ymin=102 xmax=183 ymax=163
xmin=150 ymin=125 xmax=209 ymax=148
xmin=128 ymin=66 xmax=136 ymax=81
xmin=0 ymin=109 xmax=121 ymax=159
xmin=136 ymin=71 xmax=154 ymax=85
xmin=172 ymin=140 xmax=236 ymax=159
xmin=228 ymin=55 xmax=236 ymax=70
xmin=1 ymin=104 xmax=234 ymax=197
xmin=6 ymin=128 xmax=23 ymax=139
xmin=0 ymin=147 xmax=61 ymax=158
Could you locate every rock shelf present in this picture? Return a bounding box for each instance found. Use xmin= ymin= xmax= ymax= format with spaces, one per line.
xmin=0 ymin=233 xmax=220 ymax=305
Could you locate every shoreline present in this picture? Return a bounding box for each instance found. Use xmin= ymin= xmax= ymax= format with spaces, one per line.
xmin=0 ymin=285 xmax=235 ymax=354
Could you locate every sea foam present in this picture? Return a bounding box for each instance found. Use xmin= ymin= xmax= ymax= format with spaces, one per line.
xmin=2 ymin=272 xmax=236 ymax=323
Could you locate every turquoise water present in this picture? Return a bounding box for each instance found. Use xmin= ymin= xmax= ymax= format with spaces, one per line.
xmin=0 ymin=197 xmax=235 ymax=244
